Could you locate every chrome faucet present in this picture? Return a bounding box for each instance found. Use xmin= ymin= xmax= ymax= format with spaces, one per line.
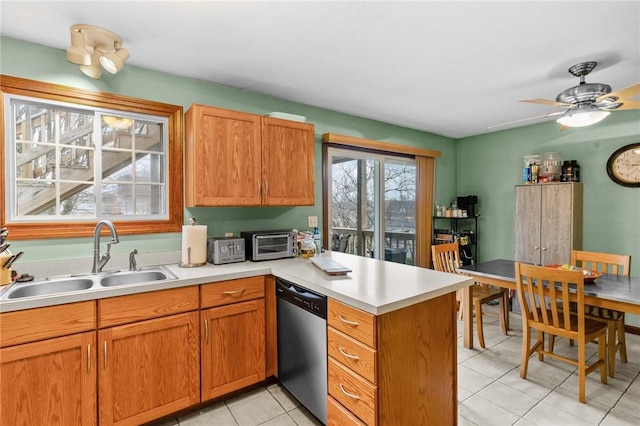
xmin=92 ymin=220 xmax=120 ymax=273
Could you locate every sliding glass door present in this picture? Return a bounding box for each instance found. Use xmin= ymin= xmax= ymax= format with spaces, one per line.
xmin=327 ymin=147 xmax=416 ymax=264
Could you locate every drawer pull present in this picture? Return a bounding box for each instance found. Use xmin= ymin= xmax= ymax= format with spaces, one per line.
xmin=205 ymin=319 xmax=209 ymax=344
xmin=338 ymin=315 xmax=359 ymax=326
xmin=87 ymin=344 xmax=91 ymax=374
xmin=223 ymin=289 xmax=245 ymax=295
xmin=103 ymin=341 xmax=107 ymax=369
xmin=339 ymin=346 xmax=360 ymax=360
xmin=339 ymin=383 xmax=360 ymax=400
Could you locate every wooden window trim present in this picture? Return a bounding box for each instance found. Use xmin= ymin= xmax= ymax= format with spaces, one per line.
xmin=0 ymin=75 xmax=183 ymax=240
xmin=322 ymin=133 xmax=439 ymax=268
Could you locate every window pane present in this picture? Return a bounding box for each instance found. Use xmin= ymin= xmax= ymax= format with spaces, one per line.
xmin=135 ymin=184 xmax=165 ymax=215
xmin=135 ymin=153 xmax=164 ymax=183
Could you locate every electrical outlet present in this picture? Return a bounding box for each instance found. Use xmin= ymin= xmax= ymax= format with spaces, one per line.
xmin=224 ymin=232 xmax=233 ymax=237
xmin=308 ymin=216 xmax=318 ymax=228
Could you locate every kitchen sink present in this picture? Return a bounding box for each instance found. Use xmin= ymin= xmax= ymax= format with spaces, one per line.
xmin=5 ymin=277 xmax=94 ymax=299
xmin=99 ymin=266 xmax=177 ymax=287
xmin=0 ymin=265 xmax=178 ymax=301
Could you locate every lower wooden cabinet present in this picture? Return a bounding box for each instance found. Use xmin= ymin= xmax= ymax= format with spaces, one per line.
xmin=98 ymin=311 xmax=200 ymax=426
xmin=201 ymin=299 xmax=266 ymax=400
xmin=0 ymin=331 xmax=97 ymax=426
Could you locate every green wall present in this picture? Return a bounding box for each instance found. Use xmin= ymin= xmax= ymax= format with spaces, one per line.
xmin=0 ymin=36 xmax=455 ymax=260
xmin=457 ymin=113 xmax=640 ymax=277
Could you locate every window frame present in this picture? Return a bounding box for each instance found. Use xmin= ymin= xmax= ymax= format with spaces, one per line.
xmin=0 ymin=75 xmax=184 ymax=240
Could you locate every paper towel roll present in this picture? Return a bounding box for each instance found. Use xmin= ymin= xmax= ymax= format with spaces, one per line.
xmin=182 ymin=225 xmax=207 ymax=265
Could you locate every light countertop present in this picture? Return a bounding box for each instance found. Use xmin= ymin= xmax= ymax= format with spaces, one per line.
xmin=0 ymin=251 xmax=473 ymax=315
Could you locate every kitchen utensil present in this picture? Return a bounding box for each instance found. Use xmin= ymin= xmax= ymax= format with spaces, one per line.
xmin=3 ymin=251 xmax=24 ymax=270
xmin=0 ymin=244 xmax=10 ymax=253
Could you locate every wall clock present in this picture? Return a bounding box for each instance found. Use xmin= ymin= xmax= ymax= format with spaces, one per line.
xmin=606 ymin=143 xmax=640 ymax=187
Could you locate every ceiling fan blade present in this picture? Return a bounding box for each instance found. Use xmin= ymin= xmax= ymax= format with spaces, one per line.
xmin=596 ymin=83 xmax=640 ymax=103
xmin=519 ymin=98 xmax=575 ymax=107
xmin=488 ymin=111 xmax=566 ymax=129
xmin=613 ymin=100 xmax=640 ymax=110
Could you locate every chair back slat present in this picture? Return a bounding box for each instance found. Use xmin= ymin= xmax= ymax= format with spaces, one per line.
xmin=571 ymin=250 xmax=630 ymax=276
xmin=516 ymin=262 xmax=585 ymax=338
xmin=431 ymin=242 xmax=460 ymax=273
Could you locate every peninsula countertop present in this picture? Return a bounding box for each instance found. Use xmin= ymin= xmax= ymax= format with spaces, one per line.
xmin=0 ymin=251 xmax=473 ymax=315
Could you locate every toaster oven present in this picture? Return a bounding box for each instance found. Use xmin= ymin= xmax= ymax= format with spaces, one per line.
xmin=241 ymin=230 xmax=297 ymax=261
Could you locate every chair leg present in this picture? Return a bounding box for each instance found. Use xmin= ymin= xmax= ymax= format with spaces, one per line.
xmin=549 ymin=335 xmax=555 ymax=355
xmin=578 ymin=338 xmax=586 ymax=403
xmin=537 ymin=331 xmax=545 ymax=361
xmin=475 ymin=298 xmax=485 ymax=348
xmin=521 ymin=325 xmax=531 ymax=379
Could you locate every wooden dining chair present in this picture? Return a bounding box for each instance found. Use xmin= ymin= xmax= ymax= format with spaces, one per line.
xmin=571 ymin=250 xmax=631 ymax=378
xmin=515 ymin=262 xmax=607 ymax=403
xmin=432 ymin=242 xmax=509 ymax=348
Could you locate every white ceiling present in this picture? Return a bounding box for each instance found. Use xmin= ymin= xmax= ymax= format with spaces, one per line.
xmin=1 ymin=1 xmax=639 ymax=139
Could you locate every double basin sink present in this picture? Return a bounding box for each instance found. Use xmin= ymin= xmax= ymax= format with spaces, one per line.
xmin=0 ymin=265 xmax=178 ymax=301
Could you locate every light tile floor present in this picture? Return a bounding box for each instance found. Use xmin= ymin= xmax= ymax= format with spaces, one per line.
xmin=153 ymin=307 xmax=640 ymax=425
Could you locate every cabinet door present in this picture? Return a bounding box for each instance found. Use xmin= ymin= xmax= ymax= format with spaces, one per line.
xmin=1 ymin=331 xmax=96 ymax=426
xmin=261 ymin=117 xmax=315 ymax=206
xmin=98 ymin=312 xmax=200 ymax=426
xmin=185 ymin=105 xmax=262 ymax=206
xmin=514 ymin=185 xmax=542 ymax=264
xmin=201 ymin=299 xmax=266 ymax=401
xmin=540 ymin=184 xmax=575 ymax=265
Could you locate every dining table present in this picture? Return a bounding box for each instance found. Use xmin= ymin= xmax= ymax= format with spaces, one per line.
xmin=458 ymin=259 xmax=640 ymax=349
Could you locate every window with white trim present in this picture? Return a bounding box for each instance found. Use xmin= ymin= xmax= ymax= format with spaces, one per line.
xmin=6 ymin=95 xmax=168 ymax=221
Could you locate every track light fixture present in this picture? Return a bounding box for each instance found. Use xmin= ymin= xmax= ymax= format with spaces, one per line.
xmin=66 ymin=24 xmax=129 ymax=79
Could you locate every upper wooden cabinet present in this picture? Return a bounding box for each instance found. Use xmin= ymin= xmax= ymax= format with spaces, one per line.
xmin=185 ymin=105 xmax=315 ymax=207
xmin=515 ymin=183 xmax=583 ymax=265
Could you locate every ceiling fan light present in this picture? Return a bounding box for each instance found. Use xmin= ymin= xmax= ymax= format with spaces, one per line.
xmin=556 ymin=110 xmax=610 ymax=127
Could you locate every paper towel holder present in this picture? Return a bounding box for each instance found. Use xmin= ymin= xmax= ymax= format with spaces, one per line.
xmin=179 ymin=217 xmax=207 ymax=268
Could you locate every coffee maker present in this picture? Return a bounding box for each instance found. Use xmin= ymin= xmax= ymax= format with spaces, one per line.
xmin=456 ymin=195 xmax=478 ymax=217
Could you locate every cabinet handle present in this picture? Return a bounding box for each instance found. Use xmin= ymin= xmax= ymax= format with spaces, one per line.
xmin=534 ymin=246 xmax=540 ymax=251
xmin=87 ymin=344 xmax=91 ymax=374
xmin=338 ymin=314 xmax=359 ymax=326
xmin=103 ymin=341 xmax=107 ymax=369
xmin=264 ymin=179 xmax=269 ymax=197
xmin=257 ymin=180 xmax=261 ymax=198
xmin=339 ymin=346 xmax=360 ymax=360
xmin=339 ymin=383 xmax=360 ymax=400
xmin=541 ymin=247 xmax=547 ymax=251
xmin=205 ymin=319 xmax=209 ymax=344
xmin=223 ymin=289 xmax=245 ymax=295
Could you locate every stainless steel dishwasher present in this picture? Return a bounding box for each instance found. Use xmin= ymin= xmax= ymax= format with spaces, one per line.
xmin=276 ymin=277 xmax=327 ymax=424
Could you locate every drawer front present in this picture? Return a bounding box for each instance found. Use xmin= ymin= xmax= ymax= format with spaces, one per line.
xmin=328 ymin=357 xmax=377 ymax=426
xmin=201 ymin=276 xmax=265 ymax=308
xmin=328 ymin=327 xmax=377 ymax=384
xmin=328 ymin=396 xmax=366 ymax=426
xmin=98 ymin=286 xmax=199 ymax=328
xmin=328 ymin=299 xmax=376 ymax=348
xmin=1 ymin=301 xmax=96 ymax=347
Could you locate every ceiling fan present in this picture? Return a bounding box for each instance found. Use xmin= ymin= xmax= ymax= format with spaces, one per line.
xmin=491 ymin=61 xmax=640 ymax=129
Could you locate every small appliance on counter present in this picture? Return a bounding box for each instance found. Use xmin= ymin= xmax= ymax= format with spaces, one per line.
xmin=241 ymin=230 xmax=297 ymax=261
xmin=207 ymin=237 xmax=245 ymax=265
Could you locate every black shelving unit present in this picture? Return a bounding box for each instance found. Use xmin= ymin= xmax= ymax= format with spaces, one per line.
xmin=432 ymin=216 xmax=478 ymax=265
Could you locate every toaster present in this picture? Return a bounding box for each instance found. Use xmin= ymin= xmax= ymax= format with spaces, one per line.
xmin=207 ymin=237 xmax=245 ymax=264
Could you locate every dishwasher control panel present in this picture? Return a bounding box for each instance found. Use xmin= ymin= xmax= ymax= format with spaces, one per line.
xmin=276 ymin=278 xmax=327 ymax=319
